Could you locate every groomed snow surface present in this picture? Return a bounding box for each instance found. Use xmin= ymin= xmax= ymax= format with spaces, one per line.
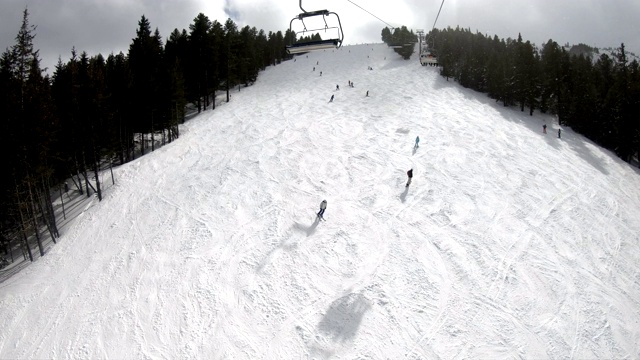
xmin=1 ymin=44 xmax=640 ymax=359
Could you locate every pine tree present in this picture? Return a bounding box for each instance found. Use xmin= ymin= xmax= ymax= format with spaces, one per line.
xmin=539 ymin=40 xmax=562 ymax=114
xmin=224 ymin=18 xmax=239 ymax=102
xmin=610 ymin=44 xmax=636 ymax=162
xmin=6 ymin=8 xmax=58 ymax=258
xmin=128 ymin=15 xmax=164 ymax=155
xmin=187 ymin=13 xmax=213 ymax=112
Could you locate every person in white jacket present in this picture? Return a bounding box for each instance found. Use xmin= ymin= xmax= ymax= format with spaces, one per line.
xmin=317 ymin=200 xmax=327 ymax=219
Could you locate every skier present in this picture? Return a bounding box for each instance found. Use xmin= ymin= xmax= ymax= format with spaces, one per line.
xmin=543 ymin=124 xmax=547 ymax=134
xmin=329 ymin=94 xmax=334 ymax=102
xmin=336 ymin=84 xmax=340 ymax=90
xmin=366 ymin=90 xmax=369 ymax=97
xmin=317 ymin=200 xmax=327 ymax=220
xmin=414 ymin=136 xmax=420 ymax=148
xmin=558 ymin=128 xmax=561 ymax=138
xmin=406 ymin=169 xmax=413 ymax=187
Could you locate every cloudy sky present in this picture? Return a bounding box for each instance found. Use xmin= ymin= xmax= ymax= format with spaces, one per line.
xmin=1 ymin=0 xmax=639 ymax=74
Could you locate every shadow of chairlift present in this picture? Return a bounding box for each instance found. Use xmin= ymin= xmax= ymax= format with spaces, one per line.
xmin=286 ymin=0 xmax=344 ymax=54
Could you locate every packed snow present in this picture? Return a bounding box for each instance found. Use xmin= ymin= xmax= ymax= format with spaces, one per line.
xmin=1 ymin=43 xmax=639 ymax=359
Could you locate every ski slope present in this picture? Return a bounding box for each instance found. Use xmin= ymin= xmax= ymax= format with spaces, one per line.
xmin=1 ymin=43 xmax=639 ymax=359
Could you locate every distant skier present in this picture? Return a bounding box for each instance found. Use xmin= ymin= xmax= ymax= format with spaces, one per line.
xmin=336 ymin=84 xmax=340 ymax=90
xmin=317 ymin=200 xmax=327 ymax=219
xmin=414 ymin=136 xmax=420 ymax=148
xmin=313 ymin=66 xmax=315 ymax=71
xmin=320 ymin=71 xmax=323 ymax=76
xmin=366 ymin=90 xmax=369 ymax=97
xmin=329 ymin=94 xmax=334 ymax=102
xmin=406 ymin=169 xmax=413 ymax=187
xmin=543 ymin=124 xmax=547 ymax=134
xmin=558 ymin=128 xmax=561 ymax=138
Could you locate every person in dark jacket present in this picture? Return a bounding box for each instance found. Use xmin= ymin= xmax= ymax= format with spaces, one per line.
xmin=406 ymin=169 xmax=413 ymax=187
xmin=317 ymin=200 xmax=327 ymax=219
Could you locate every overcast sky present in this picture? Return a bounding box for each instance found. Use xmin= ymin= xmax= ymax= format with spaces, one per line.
xmin=1 ymin=0 xmax=639 ymax=74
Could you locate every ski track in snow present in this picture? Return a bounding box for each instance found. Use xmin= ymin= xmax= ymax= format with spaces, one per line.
xmin=1 ymin=44 xmax=640 ymax=359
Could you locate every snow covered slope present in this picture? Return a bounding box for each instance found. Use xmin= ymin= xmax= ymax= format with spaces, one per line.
xmin=1 ymin=43 xmax=639 ymax=359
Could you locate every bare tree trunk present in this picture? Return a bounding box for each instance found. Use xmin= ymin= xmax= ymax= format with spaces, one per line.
xmin=151 ymin=111 xmax=155 ymax=152
xmin=81 ymin=172 xmax=97 ymax=194
xmin=59 ymin=184 xmax=66 ymax=220
xmin=73 ymin=155 xmax=84 ymax=195
xmin=36 ymin=185 xmax=56 ymax=244
xmin=83 ymin=169 xmax=90 ymax=197
xmin=21 ymin=230 xmax=32 ymax=262
xmin=139 ymin=132 xmax=145 ymax=156
xmin=69 ymin=172 xmax=83 ymax=195
xmin=26 ymin=179 xmax=44 ymax=257
xmin=93 ymin=148 xmax=102 ymax=202
xmin=15 ymin=183 xmax=34 ymax=262
xmin=110 ymin=160 xmax=115 ymax=185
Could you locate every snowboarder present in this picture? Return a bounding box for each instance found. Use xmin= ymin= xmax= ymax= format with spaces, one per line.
xmin=406 ymin=169 xmax=413 ymax=187
xmin=543 ymin=124 xmax=547 ymax=134
xmin=329 ymin=94 xmax=334 ymax=102
xmin=414 ymin=136 xmax=420 ymax=148
xmin=317 ymin=200 xmax=327 ymax=219
xmin=558 ymin=128 xmax=561 ymax=138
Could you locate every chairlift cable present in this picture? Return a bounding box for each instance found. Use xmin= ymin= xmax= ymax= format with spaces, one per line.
xmin=424 ymin=0 xmax=445 ymax=47
xmin=345 ymin=0 xmax=396 ymax=29
xmin=431 ymin=0 xmax=445 ymax=32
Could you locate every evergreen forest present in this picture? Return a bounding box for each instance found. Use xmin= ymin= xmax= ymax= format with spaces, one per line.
xmin=427 ymin=27 xmax=640 ymax=163
xmin=0 ymin=9 xmax=296 ymax=262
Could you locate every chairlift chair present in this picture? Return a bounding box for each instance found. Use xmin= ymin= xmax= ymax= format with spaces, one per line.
xmin=420 ymin=36 xmax=438 ymax=65
xmin=286 ymin=0 xmax=344 ymax=54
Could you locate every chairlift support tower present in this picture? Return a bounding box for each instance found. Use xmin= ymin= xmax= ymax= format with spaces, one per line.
xmin=416 ymin=29 xmax=424 ymax=52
